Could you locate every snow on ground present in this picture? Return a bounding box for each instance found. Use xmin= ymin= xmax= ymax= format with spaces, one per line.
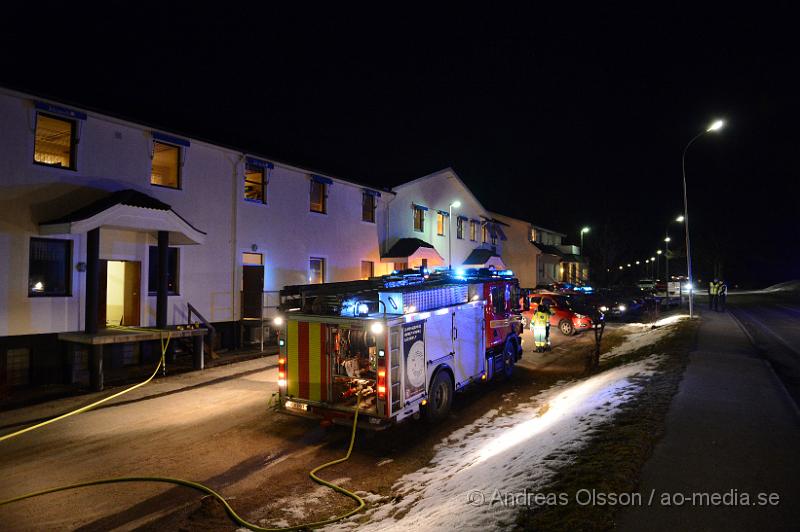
xmin=601 ymin=314 xmax=689 ymax=361
xmin=325 ymin=355 xmax=665 ymax=532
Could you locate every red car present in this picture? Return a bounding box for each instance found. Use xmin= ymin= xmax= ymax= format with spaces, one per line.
xmin=521 ymin=293 xmax=593 ymax=336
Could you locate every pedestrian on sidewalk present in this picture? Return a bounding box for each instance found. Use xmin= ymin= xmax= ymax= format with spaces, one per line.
xmin=717 ymin=280 xmax=728 ymax=312
xmin=709 ymin=279 xmax=719 ymax=311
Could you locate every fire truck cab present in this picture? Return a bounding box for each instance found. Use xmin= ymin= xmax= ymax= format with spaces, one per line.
xmin=275 ymin=268 xmax=522 ymax=429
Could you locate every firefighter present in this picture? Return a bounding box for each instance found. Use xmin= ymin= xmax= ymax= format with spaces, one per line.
xmin=717 ymin=279 xmax=728 ymax=312
xmin=531 ymin=301 xmax=554 ymax=352
xmin=708 ymin=279 xmax=719 ymax=311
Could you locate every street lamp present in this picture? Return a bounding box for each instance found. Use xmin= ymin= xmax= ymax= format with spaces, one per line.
xmin=448 ymin=200 xmax=461 ymax=269
xmin=664 ymin=236 xmax=671 ymax=303
xmin=682 ymin=119 xmax=725 ymax=318
xmin=580 ymin=226 xmax=590 ymax=251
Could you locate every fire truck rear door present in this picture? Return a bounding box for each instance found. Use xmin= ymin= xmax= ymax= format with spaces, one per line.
xmin=453 ymin=303 xmax=484 ymax=385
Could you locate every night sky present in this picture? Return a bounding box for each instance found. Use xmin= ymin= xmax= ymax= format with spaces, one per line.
xmin=2 ymin=4 xmax=797 ymax=287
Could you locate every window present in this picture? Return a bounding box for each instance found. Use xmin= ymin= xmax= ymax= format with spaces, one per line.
xmin=490 ymin=285 xmax=506 ymax=314
xmin=309 ymin=257 xmax=325 ymax=284
xmin=28 ymin=238 xmax=71 ymax=297
xmin=482 ymin=224 xmax=489 ymax=243
xmin=457 ymin=217 xmax=465 ymax=239
xmin=437 ymin=213 xmax=445 ymax=236
xmin=413 ymin=206 xmax=425 ymax=232
xmin=394 ymin=262 xmax=407 ymax=271
xmin=242 ymin=252 xmax=263 ymax=265
xmin=362 ymin=192 xmax=376 ymax=223
xmin=361 ymin=260 xmax=374 ymax=279
xmin=470 ymin=220 xmax=478 ymax=241
xmin=310 ymin=181 xmax=327 ymax=213
xmin=531 ymin=228 xmax=539 ymax=243
xmin=244 ymin=164 xmax=266 ymax=203
xmin=151 ymin=141 xmax=180 ymax=188
xmin=148 ymin=246 xmax=179 ymax=295
xmin=34 ymin=114 xmax=76 ymax=169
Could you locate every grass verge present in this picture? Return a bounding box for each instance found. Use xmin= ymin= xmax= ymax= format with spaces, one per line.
xmin=515 ymin=318 xmax=700 ymax=532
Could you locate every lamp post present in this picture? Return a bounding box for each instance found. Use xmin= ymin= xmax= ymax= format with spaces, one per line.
xmin=664 ymin=236 xmax=671 ymax=304
xmin=656 ymin=249 xmax=662 ymax=281
xmin=448 ymin=200 xmax=461 ymax=269
xmin=682 ymin=119 xmax=725 ymax=318
xmin=580 ymin=226 xmax=590 ymax=251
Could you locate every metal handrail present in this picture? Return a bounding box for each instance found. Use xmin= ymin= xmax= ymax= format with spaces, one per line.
xmin=188 ymin=303 xmax=216 ymax=353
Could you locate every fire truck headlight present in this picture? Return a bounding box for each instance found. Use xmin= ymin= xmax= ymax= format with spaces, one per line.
xmin=370 ymin=322 xmax=384 ymax=335
xmin=618 ymin=305 xmax=627 ymax=312
xmin=273 ymin=316 xmax=284 ymax=326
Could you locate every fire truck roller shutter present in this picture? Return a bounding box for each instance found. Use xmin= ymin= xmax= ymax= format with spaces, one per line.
xmin=287 ymin=320 xmax=328 ymax=402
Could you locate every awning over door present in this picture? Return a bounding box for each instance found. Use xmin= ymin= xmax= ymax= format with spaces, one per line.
xmin=39 ymin=189 xmax=206 ymax=245
xmin=462 ymin=247 xmax=506 ymax=269
xmin=381 ymin=238 xmax=444 ymax=265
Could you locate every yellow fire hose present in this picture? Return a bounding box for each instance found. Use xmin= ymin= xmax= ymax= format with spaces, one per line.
xmin=0 ymin=327 xmax=366 ymax=531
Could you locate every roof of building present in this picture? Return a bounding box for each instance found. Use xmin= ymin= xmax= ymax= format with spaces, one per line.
xmin=44 ymin=189 xmax=171 ymax=225
xmin=382 ymin=238 xmax=436 ymax=259
xmin=533 ymin=243 xmax=564 ymax=257
xmin=462 ymin=248 xmax=501 ymax=265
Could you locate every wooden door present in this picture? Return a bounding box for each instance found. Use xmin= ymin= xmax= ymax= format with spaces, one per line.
xmin=123 ymin=261 xmax=141 ymax=326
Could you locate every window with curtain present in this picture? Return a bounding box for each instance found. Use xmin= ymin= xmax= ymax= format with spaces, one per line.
xmin=34 ymin=114 xmax=76 ymax=169
xmin=28 ymin=238 xmax=71 ymax=297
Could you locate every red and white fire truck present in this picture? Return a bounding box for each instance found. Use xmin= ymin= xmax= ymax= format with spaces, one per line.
xmin=275 ymin=268 xmax=523 ymax=429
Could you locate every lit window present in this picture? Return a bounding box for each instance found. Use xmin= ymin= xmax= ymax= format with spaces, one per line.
xmin=361 ymin=260 xmax=374 ymax=279
xmin=148 ymin=246 xmax=179 ymax=295
xmin=28 ymin=238 xmax=71 ymax=297
xmin=394 ymin=262 xmax=407 ymax=271
xmin=309 ymin=257 xmax=325 ymax=284
xmin=34 ymin=114 xmax=76 ymax=169
xmin=457 ymin=217 xmax=465 ymax=240
xmin=470 ymin=221 xmax=477 ymax=241
xmin=242 ymin=252 xmax=263 ymax=265
xmin=413 ymin=206 xmax=425 ymax=232
xmin=310 ymin=181 xmax=327 ymax=213
xmin=362 ymin=192 xmax=376 ymax=223
xmin=482 ymin=224 xmax=489 ymax=243
xmin=151 ymin=141 xmax=180 ymax=188
xmin=437 ymin=213 xmax=445 ymax=236
xmin=244 ymin=165 xmax=266 ymax=203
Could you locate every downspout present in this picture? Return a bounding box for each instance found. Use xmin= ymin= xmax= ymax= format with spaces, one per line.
xmin=232 ymin=154 xmax=244 ymax=332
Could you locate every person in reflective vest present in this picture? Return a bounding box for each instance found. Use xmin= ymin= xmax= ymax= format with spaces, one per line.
xmin=709 ymin=279 xmax=719 ymax=311
xmin=531 ymin=301 xmax=555 ymax=352
xmin=717 ymin=280 xmax=728 ymax=312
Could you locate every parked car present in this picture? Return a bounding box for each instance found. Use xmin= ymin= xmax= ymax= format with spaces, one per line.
xmin=520 ymin=292 xmax=593 ymax=336
xmin=637 ymin=279 xmax=656 ymax=291
xmin=590 ymin=289 xmax=646 ymax=320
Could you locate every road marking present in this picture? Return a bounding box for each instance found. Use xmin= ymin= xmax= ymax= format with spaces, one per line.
xmin=737 ymin=308 xmax=800 ymax=357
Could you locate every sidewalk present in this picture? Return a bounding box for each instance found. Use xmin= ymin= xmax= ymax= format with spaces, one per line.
xmin=616 ymin=309 xmax=800 ymax=531
xmin=0 ymin=354 xmax=278 ymax=434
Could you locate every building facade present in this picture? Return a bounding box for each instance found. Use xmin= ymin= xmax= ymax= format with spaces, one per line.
xmin=0 ymin=88 xmax=391 ymax=387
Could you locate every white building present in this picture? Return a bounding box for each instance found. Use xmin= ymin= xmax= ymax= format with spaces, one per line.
xmin=384 ymin=168 xmax=507 ymax=271
xmin=0 ymin=87 xmax=392 ymax=388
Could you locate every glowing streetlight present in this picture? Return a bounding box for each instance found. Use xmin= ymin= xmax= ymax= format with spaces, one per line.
xmin=676 ymin=215 xmax=685 ymax=223
xmin=682 ymin=118 xmax=726 ymax=318
xmin=656 ymin=250 xmax=662 ymax=255
xmin=580 ymin=226 xmax=590 ymax=252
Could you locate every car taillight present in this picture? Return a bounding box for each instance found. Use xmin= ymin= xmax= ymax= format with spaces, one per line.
xmin=278 ymin=357 xmax=286 ymax=388
xmin=377 ymin=368 xmax=386 ymax=398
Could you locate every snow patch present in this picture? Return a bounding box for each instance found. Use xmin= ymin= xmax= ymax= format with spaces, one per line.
xmin=601 ymin=314 xmax=688 ymax=361
xmin=325 ymin=357 xmax=662 ymax=531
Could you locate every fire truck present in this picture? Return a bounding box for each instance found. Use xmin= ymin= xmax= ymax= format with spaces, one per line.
xmin=274 ymin=268 xmax=523 ymax=429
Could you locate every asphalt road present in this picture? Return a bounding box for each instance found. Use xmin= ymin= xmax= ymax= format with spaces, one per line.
xmin=725 ymin=290 xmax=800 ymax=410
xmin=0 ymin=323 xmax=627 ymax=530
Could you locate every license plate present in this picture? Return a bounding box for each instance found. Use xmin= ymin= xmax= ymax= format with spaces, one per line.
xmin=285 ymin=400 xmax=308 ymax=412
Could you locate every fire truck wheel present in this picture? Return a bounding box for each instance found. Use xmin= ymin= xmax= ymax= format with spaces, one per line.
xmin=559 ymin=319 xmax=574 ymax=336
xmin=502 ymin=340 xmax=516 ymax=379
xmin=426 ymin=371 xmax=454 ymax=423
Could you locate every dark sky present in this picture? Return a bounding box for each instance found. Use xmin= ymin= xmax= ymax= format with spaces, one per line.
xmin=2 ymin=4 xmax=798 ymax=286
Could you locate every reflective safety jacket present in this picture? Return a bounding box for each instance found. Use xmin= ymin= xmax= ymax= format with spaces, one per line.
xmin=709 ymin=282 xmax=719 ymax=295
xmin=532 ymin=309 xmax=552 ymax=327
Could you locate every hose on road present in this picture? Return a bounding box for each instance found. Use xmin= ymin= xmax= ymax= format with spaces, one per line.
xmin=0 ymin=327 xmax=366 ymax=530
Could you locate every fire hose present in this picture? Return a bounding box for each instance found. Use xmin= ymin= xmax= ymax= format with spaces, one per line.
xmin=0 ymin=327 xmax=366 ymax=531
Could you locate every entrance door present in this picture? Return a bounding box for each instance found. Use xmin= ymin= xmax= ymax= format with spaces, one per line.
xmin=101 ymin=260 xmax=142 ymax=327
xmin=242 ymin=264 xmax=264 ymax=319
